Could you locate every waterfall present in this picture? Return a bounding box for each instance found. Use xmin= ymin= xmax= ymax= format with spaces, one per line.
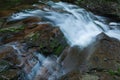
xmin=9 ymin=2 xmax=120 ymax=48
xmin=43 ymin=2 xmax=120 ymax=47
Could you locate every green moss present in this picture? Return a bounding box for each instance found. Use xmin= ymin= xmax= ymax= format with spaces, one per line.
xmin=108 ymin=69 xmax=117 ymax=75
xmin=54 ymin=45 xmax=64 ymax=55
xmin=39 ymin=43 xmax=44 ymax=49
xmin=0 ymin=26 xmax=25 ymax=33
xmin=50 ymin=39 xmax=58 ymax=48
xmin=108 ymin=68 xmax=120 ymax=76
xmin=30 ymin=32 xmax=39 ymax=41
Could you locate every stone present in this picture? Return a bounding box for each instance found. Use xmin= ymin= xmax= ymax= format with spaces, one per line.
xmin=25 ymin=23 xmax=67 ymax=55
xmin=58 ymin=33 xmax=120 ymax=80
xmin=58 ymin=46 xmax=84 ymax=73
xmin=0 ymin=46 xmax=14 ymax=59
xmin=0 ymin=15 xmax=67 ymax=55
xmin=0 ymin=43 xmax=41 ymax=80
xmin=87 ymin=33 xmax=120 ymax=71
xmin=0 ymin=45 xmax=21 ymax=80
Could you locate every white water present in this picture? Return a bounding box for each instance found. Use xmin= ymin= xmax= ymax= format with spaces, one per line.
xmin=44 ymin=2 xmax=120 ymax=47
xmin=27 ymin=52 xmax=45 ymax=80
xmin=9 ymin=2 xmax=120 ymax=48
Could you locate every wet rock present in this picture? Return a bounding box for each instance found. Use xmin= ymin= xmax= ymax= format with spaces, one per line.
xmin=0 ymin=25 xmax=25 ymax=44
xmin=58 ymin=32 xmax=120 ymax=79
xmin=33 ymin=55 xmax=61 ymax=80
xmin=58 ymin=43 xmax=95 ymax=73
xmin=0 ymin=17 xmax=41 ymax=44
xmin=0 ymin=46 xmax=14 ymax=59
xmin=0 ymin=15 xmax=67 ymax=55
xmin=87 ymin=33 xmax=120 ymax=71
xmin=60 ymin=33 xmax=120 ymax=72
xmin=0 ymin=10 xmax=15 ymax=18
xmin=25 ymin=23 xmax=67 ymax=55
xmin=23 ymin=17 xmax=41 ymax=25
xmin=0 ymin=45 xmax=21 ymax=80
xmin=0 ymin=42 xmax=42 ymax=80
xmin=58 ymin=46 xmax=86 ymax=73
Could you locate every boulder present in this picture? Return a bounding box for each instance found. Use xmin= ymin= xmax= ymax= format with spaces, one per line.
xmin=24 ymin=23 xmax=67 ymax=55
xmin=87 ymin=33 xmax=120 ymax=71
xmin=58 ymin=33 xmax=120 ymax=79
xmin=0 ymin=15 xmax=67 ymax=55
xmin=58 ymin=46 xmax=89 ymax=73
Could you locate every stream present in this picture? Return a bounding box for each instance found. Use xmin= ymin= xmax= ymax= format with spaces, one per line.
xmin=0 ymin=1 xmax=120 ymax=80
xmin=9 ymin=2 xmax=120 ymax=47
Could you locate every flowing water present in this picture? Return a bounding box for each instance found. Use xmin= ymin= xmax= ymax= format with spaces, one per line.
xmin=9 ymin=2 xmax=120 ymax=48
xmin=5 ymin=1 xmax=120 ymax=80
xmin=5 ymin=42 xmax=61 ymax=80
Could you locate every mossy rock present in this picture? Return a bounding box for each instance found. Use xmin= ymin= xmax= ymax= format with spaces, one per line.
xmin=25 ymin=26 xmax=68 ymax=56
